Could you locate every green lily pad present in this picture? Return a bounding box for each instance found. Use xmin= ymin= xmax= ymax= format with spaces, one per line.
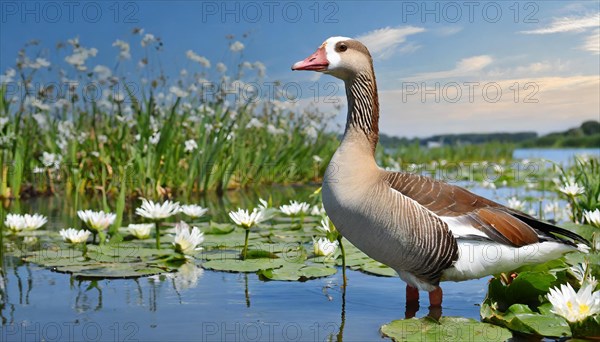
xmin=355 ymin=261 xmax=398 ymax=277
xmin=380 ymin=316 xmax=512 ymax=341
xmin=481 ymin=302 xmax=572 ymax=337
xmin=53 ymin=263 xmax=169 ymax=279
xmin=201 ymin=258 xmax=286 ymax=273
xmin=202 ymin=222 xmax=235 ymax=235
xmin=258 ymin=263 xmax=337 ymax=281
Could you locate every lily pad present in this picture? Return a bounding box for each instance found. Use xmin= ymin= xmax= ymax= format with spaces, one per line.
xmin=53 ymin=263 xmax=170 ymax=279
xmin=355 ymin=261 xmax=398 ymax=277
xmin=201 ymin=258 xmax=286 ymax=273
xmin=258 ymin=263 xmax=337 ymax=281
xmin=380 ymin=316 xmax=512 ymax=341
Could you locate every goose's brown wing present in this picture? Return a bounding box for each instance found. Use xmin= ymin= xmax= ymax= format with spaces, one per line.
xmin=384 ymin=172 xmax=587 ymax=248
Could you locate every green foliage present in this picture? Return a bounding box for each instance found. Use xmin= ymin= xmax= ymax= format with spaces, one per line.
xmin=554 ymin=157 xmax=600 ymax=222
xmin=521 ymin=120 xmax=600 ymax=148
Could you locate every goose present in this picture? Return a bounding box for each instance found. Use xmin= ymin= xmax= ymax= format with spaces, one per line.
xmin=292 ymin=37 xmax=589 ymax=308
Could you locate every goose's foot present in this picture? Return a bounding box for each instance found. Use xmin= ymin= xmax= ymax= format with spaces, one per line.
xmin=428 ymin=287 xmax=443 ymax=307
xmin=427 ymin=306 xmax=442 ymax=321
xmin=405 ymin=285 xmax=419 ymax=318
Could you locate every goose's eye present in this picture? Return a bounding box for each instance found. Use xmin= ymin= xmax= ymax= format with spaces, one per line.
xmin=338 ymin=44 xmax=347 ymax=52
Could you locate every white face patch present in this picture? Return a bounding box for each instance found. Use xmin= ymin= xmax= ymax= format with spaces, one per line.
xmin=322 ymin=36 xmax=352 ymax=69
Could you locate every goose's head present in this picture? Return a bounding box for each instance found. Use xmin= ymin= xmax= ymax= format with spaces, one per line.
xmin=291 ymin=37 xmax=372 ymax=80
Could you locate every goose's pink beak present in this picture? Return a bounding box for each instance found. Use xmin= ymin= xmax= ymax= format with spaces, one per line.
xmin=291 ymin=47 xmax=328 ymax=71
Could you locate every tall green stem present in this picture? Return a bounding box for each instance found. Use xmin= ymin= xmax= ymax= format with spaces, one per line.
xmin=242 ymin=229 xmax=250 ymax=260
xmin=337 ymin=236 xmax=347 ymax=288
xmin=155 ymin=220 xmax=161 ymax=249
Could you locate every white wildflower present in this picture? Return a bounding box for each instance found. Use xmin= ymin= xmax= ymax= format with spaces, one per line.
xmin=246 ymin=118 xmax=263 ymax=129
xmin=141 ymin=33 xmax=156 ymax=47
xmin=149 ymin=131 xmax=160 ymax=145
xmin=93 ymin=65 xmax=112 ymax=82
xmin=184 ymin=139 xmax=198 ymax=152
xmin=186 ymin=50 xmax=210 ymax=68
xmin=582 ymin=209 xmax=600 ymax=228
xmin=230 ymin=41 xmax=245 ymax=52
xmin=112 ymin=39 xmax=131 ymax=60
xmin=216 ymin=62 xmax=227 ymax=73
xmin=169 ymin=86 xmax=189 ymax=98
xmin=267 ymin=124 xmax=285 ymax=135
xmin=559 ymin=182 xmax=585 ymax=197
xmin=507 ymin=197 xmax=526 ymax=211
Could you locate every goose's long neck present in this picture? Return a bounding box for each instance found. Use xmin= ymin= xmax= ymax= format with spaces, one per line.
xmin=344 ymin=70 xmax=380 ymax=155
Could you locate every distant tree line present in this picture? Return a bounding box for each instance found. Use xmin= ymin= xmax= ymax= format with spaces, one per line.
xmin=379 ymin=120 xmax=600 ymax=148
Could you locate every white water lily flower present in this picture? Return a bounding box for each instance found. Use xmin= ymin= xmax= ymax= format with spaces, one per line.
xmin=310 ymin=204 xmax=326 ymax=216
xmin=279 ymin=201 xmax=310 ymax=216
xmin=128 ymin=223 xmax=154 ymax=239
xmin=184 ymin=139 xmax=198 ymax=152
xmin=135 ymin=199 xmax=180 ymax=220
xmin=559 ymin=182 xmax=585 ymax=197
xmin=77 ymin=210 xmax=116 ymax=233
xmin=180 ymin=204 xmax=208 ymax=218
xmin=4 ymin=214 xmax=25 ymax=233
xmin=21 ymin=213 xmax=47 ymax=230
xmin=4 ymin=213 xmax=47 ymax=233
xmin=317 ymin=218 xmax=336 ymax=235
xmin=256 ymin=198 xmax=277 ymax=220
xmin=547 ymin=283 xmax=600 ymax=322
xmin=570 ymin=263 xmax=598 ymax=288
xmin=173 ymin=223 xmax=204 ymax=255
xmin=229 ymin=208 xmax=265 ymax=229
xmin=582 ymin=209 xmax=600 ymax=228
xmin=313 ymin=237 xmax=339 ymax=257
xmin=60 ymin=228 xmax=91 ymax=244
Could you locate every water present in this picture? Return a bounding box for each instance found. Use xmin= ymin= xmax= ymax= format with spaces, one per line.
xmin=1 ymin=260 xmax=488 ymax=341
xmin=0 ymin=186 xmax=491 ymax=341
xmin=513 ymin=147 xmax=600 ymax=165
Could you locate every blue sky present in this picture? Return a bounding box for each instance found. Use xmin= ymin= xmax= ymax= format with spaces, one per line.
xmin=1 ymin=1 xmax=598 ymax=137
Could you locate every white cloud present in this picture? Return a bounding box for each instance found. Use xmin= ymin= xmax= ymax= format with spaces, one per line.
xmin=435 ymin=26 xmax=463 ymax=36
xmin=355 ymin=26 xmax=425 ymax=60
xmin=405 ymin=55 xmax=493 ymax=81
xmin=582 ymin=29 xmax=600 ymax=54
xmin=520 ymin=13 xmax=599 ymax=34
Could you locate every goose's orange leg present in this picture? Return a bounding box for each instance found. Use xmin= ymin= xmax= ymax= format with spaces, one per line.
xmin=405 ymin=285 xmax=419 ymax=318
xmin=406 ymin=285 xmax=419 ymax=302
xmin=428 ymin=287 xmax=443 ymax=307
